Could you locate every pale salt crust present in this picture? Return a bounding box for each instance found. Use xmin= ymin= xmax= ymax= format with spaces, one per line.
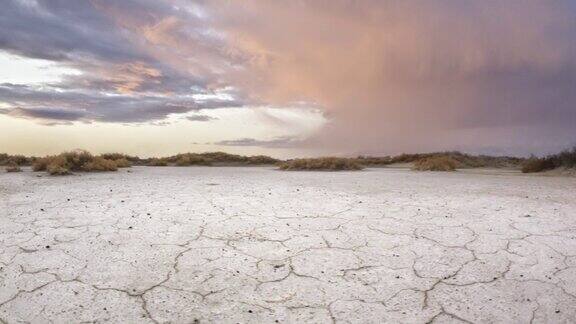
xmin=0 ymin=167 xmax=575 ymax=323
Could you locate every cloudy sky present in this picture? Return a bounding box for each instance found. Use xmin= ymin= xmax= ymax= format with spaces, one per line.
xmin=1 ymin=0 xmax=576 ymax=157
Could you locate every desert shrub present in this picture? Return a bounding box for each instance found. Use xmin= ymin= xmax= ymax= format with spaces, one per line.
xmin=113 ymin=158 xmax=132 ymax=168
xmin=33 ymin=157 xmax=50 ymax=171
xmin=413 ymin=156 xmax=458 ymax=171
xmin=247 ymin=155 xmax=279 ymax=165
xmin=555 ymin=147 xmax=576 ymax=169
xmin=0 ymin=154 xmax=32 ymax=166
xmin=5 ymin=163 xmax=22 ymax=172
xmin=33 ymin=150 xmax=119 ymax=175
xmin=46 ymin=156 xmax=70 ymax=175
xmin=175 ymin=154 xmax=212 ymax=166
xmin=279 ymin=157 xmax=364 ymax=171
xmin=521 ymin=158 xmax=554 ymax=173
xmin=521 ymin=147 xmax=576 ymax=173
xmin=148 ymin=158 xmax=168 ymax=166
xmin=383 ymin=151 xmax=523 ymax=169
xmin=201 ymin=152 xmax=246 ymax=163
xmin=58 ymin=150 xmax=95 ymax=171
xmin=100 ymin=153 xmax=128 ymax=160
xmin=82 ymin=157 xmax=118 ymax=172
xmin=100 ymin=153 xmax=141 ymax=164
xmin=355 ymin=156 xmax=392 ymax=166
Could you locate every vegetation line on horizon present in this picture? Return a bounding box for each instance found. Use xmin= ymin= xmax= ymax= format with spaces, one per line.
xmin=1 ymin=147 xmax=574 ymax=174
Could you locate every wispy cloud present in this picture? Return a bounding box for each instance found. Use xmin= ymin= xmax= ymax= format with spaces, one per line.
xmin=215 ymin=136 xmax=301 ymax=148
xmin=185 ymin=115 xmax=218 ymax=122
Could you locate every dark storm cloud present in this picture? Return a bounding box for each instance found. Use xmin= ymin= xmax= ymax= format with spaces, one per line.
xmin=0 ymin=83 xmax=242 ymax=123
xmin=0 ymin=0 xmax=241 ymax=124
xmin=0 ymin=0 xmax=142 ymax=62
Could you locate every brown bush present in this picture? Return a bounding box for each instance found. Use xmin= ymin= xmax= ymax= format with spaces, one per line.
xmin=247 ymin=155 xmax=279 ymax=165
xmin=33 ymin=150 xmax=119 ymax=175
xmin=200 ymin=152 xmax=246 ymax=163
xmin=0 ymin=154 xmax=33 ymax=166
xmin=175 ymin=154 xmax=212 ymax=166
xmin=82 ymin=157 xmax=118 ymax=172
xmin=355 ymin=156 xmax=392 ymax=166
xmin=58 ymin=150 xmax=94 ymax=171
xmin=279 ymin=157 xmax=364 ymax=171
xmin=148 ymin=158 xmax=168 ymax=166
xmin=46 ymin=156 xmax=70 ymax=175
xmin=32 ymin=157 xmax=50 ymax=171
xmin=385 ymin=151 xmax=523 ymax=169
xmin=113 ymin=158 xmax=132 ymax=168
xmin=412 ymin=156 xmax=457 ymax=171
xmin=5 ymin=163 xmax=22 ymax=172
xmin=521 ymin=157 xmax=555 ymax=173
xmin=521 ymin=148 xmax=576 ymax=173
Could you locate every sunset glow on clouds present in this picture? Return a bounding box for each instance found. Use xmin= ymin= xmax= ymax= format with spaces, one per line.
xmin=1 ymin=0 xmax=575 ymax=156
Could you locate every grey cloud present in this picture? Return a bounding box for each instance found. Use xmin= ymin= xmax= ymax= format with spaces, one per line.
xmin=215 ymin=136 xmax=300 ymax=148
xmin=0 ymin=0 xmax=243 ymax=124
xmin=0 ymin=84 xmax=242 ymax=124
xmin=185 ymin=115 xmax=217 ymax=122
xmin=0 ymin=1 xmax=143 ymax=62
xmin=8 ymin=107 xmax=87 ymax=121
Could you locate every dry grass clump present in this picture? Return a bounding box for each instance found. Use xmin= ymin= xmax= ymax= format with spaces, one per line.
xmin=164 ymin=152 xmax=279 ymax=166
xmin=521 ymin=158 xmax=555 ymax=173
xmin=148 ymin=158 xmax=168 ymax=166
xmin=0 ymin=154 xmax=33 ymax=166
xmin=355 ymin=156 xmax=393 ymax=166
xmin=44 ymin=156 xmax=71 ymax=175
xmin=522 ymin=147 xmax=576 ymax=173
xmin=174 ymin=154 xmax=212 ymax=166
xmin=5 ymin=162 xmax=22 ymax=172
xmin=279 ymin=157 xmax=364 ymax=171
xmin=112 ymin=158 xmax=132 ymax=168
xmin=82 ymin=157 xmax=118 ymax=172
xmin=389 ymin=152 xmax=522 ymax=169
xmin=247 ymin=155 xmax=280 ymax=165
xmin=33 ymin=151 xmax=120 ymax=175
xmin=200 ymin=152 xmax=246 ymax=163
xmin=412 ymin=156 xmax=458 ymax=171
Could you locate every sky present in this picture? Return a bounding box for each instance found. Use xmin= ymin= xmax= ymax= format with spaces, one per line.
xmin=1 ymin=0 xmax=576 ymax=158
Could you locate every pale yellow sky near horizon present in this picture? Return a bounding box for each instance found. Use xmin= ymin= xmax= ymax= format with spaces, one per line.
xmin=0 ymin=106 xmax=326 ymax=158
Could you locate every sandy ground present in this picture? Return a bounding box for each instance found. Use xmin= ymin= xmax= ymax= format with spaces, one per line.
xmin=1 ymin=167 xmax=575 ymax=324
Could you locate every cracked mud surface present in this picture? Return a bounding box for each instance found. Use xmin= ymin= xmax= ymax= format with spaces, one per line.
xmin=1 ymin=167 xmax=575 ymax=323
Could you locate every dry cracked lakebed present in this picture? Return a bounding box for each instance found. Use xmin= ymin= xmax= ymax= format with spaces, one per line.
xmin=1 ymin=167 xmax=575 ymax=323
